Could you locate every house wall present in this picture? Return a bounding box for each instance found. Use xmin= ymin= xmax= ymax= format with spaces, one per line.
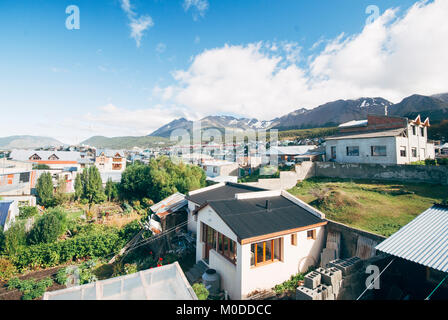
xmin=326 ymin=122 xmax=435 ymax=165
xmin=325 ymin=136 xmax=398 ymax=164
xmin=239 ymin=226 xmax=325 ymax=299
xmin=187 ymin=200 xmax=198 ymax=234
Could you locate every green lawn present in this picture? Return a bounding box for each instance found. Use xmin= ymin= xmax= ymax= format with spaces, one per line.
xmin=288 ymin=178 xmax=448 ymax=237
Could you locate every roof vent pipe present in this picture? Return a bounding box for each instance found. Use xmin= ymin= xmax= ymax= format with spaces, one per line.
xmin=266 ymin=200 xmax=271 ymax=211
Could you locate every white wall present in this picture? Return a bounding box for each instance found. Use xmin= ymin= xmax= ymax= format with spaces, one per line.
xmin=239 ymin=226 xmax=325 ymax=299
xmin=196 ymin=205 xmax=326 ymax=300
xmin=187 ymin=200 xmax=198 ymax=234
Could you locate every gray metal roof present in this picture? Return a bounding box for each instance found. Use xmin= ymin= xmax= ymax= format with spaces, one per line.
xmin=375 ymin=205 xmax=448 ymax=273
xmin=9 ymin=150 xmax=81 ymax=162
xmin=326 ymin=128 xmax=405 ymax=140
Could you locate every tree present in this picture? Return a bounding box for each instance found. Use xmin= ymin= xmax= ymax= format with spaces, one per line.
xmin=118 ymin=156 xmax=206 ymax=203
xmin=3 ymin=222 xmax=27 ymax=256
xmin=53 ymin=177 xmax=68 ymax=206
xmin=74 ymin=173 xmax=83 ymax=201
xmin=18 ymin=206 xmax=38 ymax=219
xmin=82 ymin=166 xmax=106 ymax=208
xmin=27 ymin=209 xmax=67 ymax=245
xmin=36 ymin=172 xmax=54 ymax=207
xmin=33 ymin=164 xmax=50 ymax=170
xmin=105 ymin=178 xmax=118 ymax=202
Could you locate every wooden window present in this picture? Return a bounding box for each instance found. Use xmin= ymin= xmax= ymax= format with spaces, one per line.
xmin=371 ymin=146 xmax=387 ymax=157
xmin=346 ymin=146 xmax=359 ymax=157
xmin=250 ymin=238 xmax=282 ymax=267
xmin=307 ymin=229 xmax=316 ymax=240
xmin=400 ymin=146 xmax=407 ymax=157
xmin=202 ymin=223 xmax=236 ymax=264
xmin=291 ymin=233 xmax=297 ymax=246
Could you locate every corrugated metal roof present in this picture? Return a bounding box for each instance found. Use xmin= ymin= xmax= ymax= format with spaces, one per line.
xmin=9 ymin=150 xmax=81 ymax=162
xmin=150 ymin=192 xmax=187 ymax=218
xmin=375 ymin=205 xmax=448 ymax=273
xmin=0 ymin=201 xmax=13 ymax=228
xmin=326 ymin=128 xmax=405 ymax=140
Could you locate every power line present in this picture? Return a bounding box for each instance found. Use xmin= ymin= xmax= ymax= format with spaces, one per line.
xmin=425 ymin=274 xmax=448 ymax=300
xmin=356 ymin=258 xmax=395 ymax=300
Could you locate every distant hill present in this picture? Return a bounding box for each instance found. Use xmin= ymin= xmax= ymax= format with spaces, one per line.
xmin=80 ymin=136 xmax=173 ymax=149
xmin=149 ymin=115 xmax=272 ymax=138
xmin=389 ymin=94 xmax=448 ymax=122
xmin=0 ymin=135 xmax=64 ymax=149
xmin=270 ymin=97 xmax=392 ymax=130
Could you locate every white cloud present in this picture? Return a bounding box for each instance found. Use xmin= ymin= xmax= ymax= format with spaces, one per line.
xmin=155 ymin=0 xmax=448 ymax=120
xmin=183 ymin=0 xmax=209 ymax=20
xmin=120 ymin=0 xmax=154 ymax=47
xmin=83 ymin=104 xmax=196 ymax=137
xmin=156 ymin=42 xmax=167 ymax=53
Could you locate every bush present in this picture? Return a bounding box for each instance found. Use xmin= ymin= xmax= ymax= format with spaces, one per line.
xmin=19 ymin=206 xmax=39 ymax=219
xmin=7 ymin=277 xmax=53 ymax=300
xmin=12 ymin=228 xmax=124 ymax=271
xmin=27 ymin=211 xmax=66 ymax=245
xmin=273 ymin=273 xmax=305 ymax=294
xmin=0 ymin=230 xmax=5 ymax=252
xmin=192 ymin=283 xmax=209 ymax=300
xmin=0 ymin=258 xmax=17 ymax=282
xmin=3 ymin=222 xmax=27 ymax=256
xmin=55 ymin=268 xmax=68 ymax=285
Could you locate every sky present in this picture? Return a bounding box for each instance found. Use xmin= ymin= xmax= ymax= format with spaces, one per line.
xmin=0 ymin=0 xmax=447 ymax=144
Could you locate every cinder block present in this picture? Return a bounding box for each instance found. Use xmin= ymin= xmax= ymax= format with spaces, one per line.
xmin=315 ymin=267 xmax=342 ymax=287
xmin=317 ymin=284 xmax=333 ymax=300
xmin=296 ymin=286 xmax=323 ymax=301
xmin=304 ymin=271 xmax=321 ymax=289
xmin=329 ymin=257 xmax=362 ymax=276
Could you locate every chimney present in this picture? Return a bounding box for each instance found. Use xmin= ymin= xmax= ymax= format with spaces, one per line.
xmin=266 ymin=200 xmax=271 ymax=211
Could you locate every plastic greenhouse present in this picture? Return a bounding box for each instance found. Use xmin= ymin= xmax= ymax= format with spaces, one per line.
xmin=43 ymin=262 xmax=198 ymax=300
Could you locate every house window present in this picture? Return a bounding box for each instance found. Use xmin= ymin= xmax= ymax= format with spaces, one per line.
xmin=202 ymin=223 xmax=236 ymax=264
xmin=213 ymin=166 xmax=218 ymax=174
xmin=400 ymin=147 xmax=407 ymax=157
xmin=371 ymin=146 xmax=387 ymax=157
xmin=291 ymin=233 xmax=297 ymax=246
xmin=412 ymin=147 xmax=417 ymax=158
xmin=48 ymin=154 xmax=59 ymax=160
xmin=412 ymin=126 xmax=416 ymax=135
xmin=346 ymin=146 xmax=359 ymax=157
xmin=307 ymin=229 xmax=316 ymax=240
xmin=250 ymin=238 xmax=282 ymax=267
xmin=330 ymin=146 xmax=336 ymax=160
xmin=420 ymin=127 xmax=424 ymax=137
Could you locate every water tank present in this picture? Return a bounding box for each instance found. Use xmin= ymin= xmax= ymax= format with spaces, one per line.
xmin=202 ymin=269 xmax=220 ymax=295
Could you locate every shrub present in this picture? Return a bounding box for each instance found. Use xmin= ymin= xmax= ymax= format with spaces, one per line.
xmin=12 ymin=229 xmax=124 ymax=271
xmin=7 ymin=277 xmax=53 ymax=300
xmin=19 ymin=206 xmax=39 ymax=219
xmin=124 ymin=263 xmax=138 ymax=275
xmin=0 ymin=230 xmax=5 ymax=252
xmin=192 ymin=283 xmax=209 ymax=300
xmin=27 ymin=212 xmax=64 ymax=245
xmin=0 ymin=258 xmax=17 ymax=282
xmin=273 ymin=273 xmax=305 ymax=294
xmin=4 ymin=222 xmax=27 ymax=256
xmin=55 ymin=268 xmax=68 ymax=285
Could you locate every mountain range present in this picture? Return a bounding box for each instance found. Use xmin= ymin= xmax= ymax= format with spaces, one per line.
xmin=0 ymin=135 xmax=64 ymax=150
xmin=149 ymin=93 xmax=448 ymax=137
xmin=1 ymin=92 xmax=447 ymax=149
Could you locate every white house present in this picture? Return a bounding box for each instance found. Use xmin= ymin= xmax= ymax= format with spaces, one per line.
xmin=95 ymin=149 xmax=127 ymax=172
xmin=325 ymin=115 xmax=435 ymax=165
xmin=200 ymin=160 xmax=239 ymax=183
xmin=185 ymin=182 xmax=266 ymax=234
xmin=193 ymin=189 xmax=327 ymax=300
xmin=0 ymin=200 xmax=19 ymax=231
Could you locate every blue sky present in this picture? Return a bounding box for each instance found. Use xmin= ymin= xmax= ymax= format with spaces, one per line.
xmin=0 ymin=0 xmax=445 ymax=143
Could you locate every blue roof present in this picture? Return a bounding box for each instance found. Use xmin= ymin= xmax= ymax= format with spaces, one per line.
xmin=0 ymin=201 xmax=13 ymax=228
xmin=376 ymin=205 xmax=448 ymax=273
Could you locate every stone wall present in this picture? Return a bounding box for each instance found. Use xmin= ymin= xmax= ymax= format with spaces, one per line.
xmin=314 ymin=162 xmax=448 ymax=185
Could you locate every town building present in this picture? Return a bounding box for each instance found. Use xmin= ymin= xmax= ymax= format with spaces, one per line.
xmin=95 ymin=149 xmax=127 ymax=172
xmin=325 ymin=115 xmax=435 ymax=164
xmin=0 ymin=200 xmax=19 ymax=231
xmin=200 ymin=160 xmax=239 ymax=183
xmin=185 ymin=182 xmax=266 ymax=234
xmin=193 ymin=189 xmax=327 ymax=299
xmin=9 ymin=150 xmax=82 ymax=170
xmin=375 ymin=204 xmax=448 ymax=299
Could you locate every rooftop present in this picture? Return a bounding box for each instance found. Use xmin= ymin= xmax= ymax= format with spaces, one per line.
xmin=376 ymin=204 xmax=448 ymax=273
xmin=43 ymin=262 xmax=197 ymax=300
xmin=187 ymin=182 xmax=266 ymax=206
xmin=205 ymin=191 xmax=326 ymax=242
xmin=326 ymin=128 xmax=405 ymax=140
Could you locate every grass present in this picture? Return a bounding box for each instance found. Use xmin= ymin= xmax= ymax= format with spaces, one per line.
xmin=288 ymin=177 xmax=448 ymax=237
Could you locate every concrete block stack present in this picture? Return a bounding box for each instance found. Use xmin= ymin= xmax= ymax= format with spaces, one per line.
xmin=296 ymin=257 xmax=366 ymax=301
